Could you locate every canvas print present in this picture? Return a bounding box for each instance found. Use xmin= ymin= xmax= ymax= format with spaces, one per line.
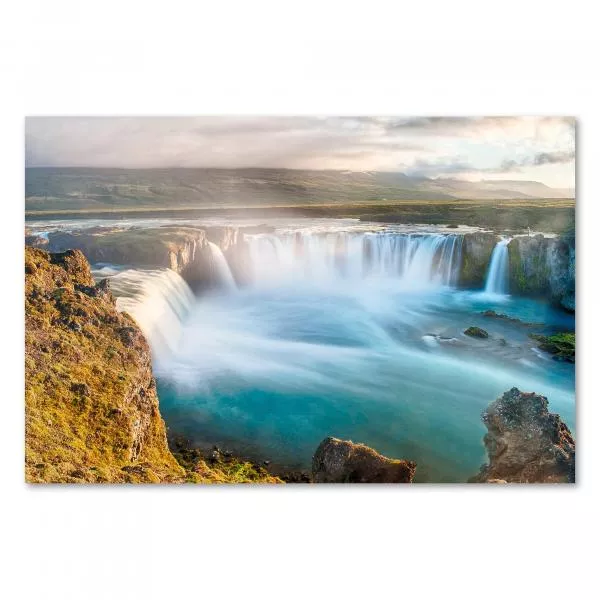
xmin=24 ymin=117 xmax=576 ymax=484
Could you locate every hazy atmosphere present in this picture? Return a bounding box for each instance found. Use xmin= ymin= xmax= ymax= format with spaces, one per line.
xmin=26 ymin=116 xmax=575 ymax=191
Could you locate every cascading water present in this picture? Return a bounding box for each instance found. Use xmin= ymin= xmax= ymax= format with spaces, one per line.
xmin=207 ymin=242 xmax=237 ymax=290
xmin=484 ymin=238 xmax=511 ymax=295
xmin=87 ymin=223 xmax=573 ymax=482
xmin=244 ymin=231 xmax=463 ymax=289
xmin=106 ymin=268 xmax=195 ymax=360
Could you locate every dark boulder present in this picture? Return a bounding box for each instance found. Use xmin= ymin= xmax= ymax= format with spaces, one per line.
xmin=464 ymin=326 xmax=489 ymax=338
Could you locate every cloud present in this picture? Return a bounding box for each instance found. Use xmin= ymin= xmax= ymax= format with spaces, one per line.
xmin=24 ymin=116 xmax=575 ymax=188
xmin=533 ymin=150 xmax=576 ymax=165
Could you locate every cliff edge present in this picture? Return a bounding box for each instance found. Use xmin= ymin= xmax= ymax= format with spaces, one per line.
xmin=25 ymin=247 xmax=280 ymax=483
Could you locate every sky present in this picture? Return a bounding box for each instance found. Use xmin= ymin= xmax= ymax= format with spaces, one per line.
xmin=25 ymin=116 xmax=576 ymax=190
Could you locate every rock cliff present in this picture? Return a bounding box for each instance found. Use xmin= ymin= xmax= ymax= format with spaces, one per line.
xmin=459 ymin=232 xmax=499 ymax=287
xmin=508 ymin=234 xmax=575 ymax=311
xmin=470 ymin=387 xmax=575 ymax=483
xmin=25 ymin=247 xmax=281 ymax=483
xmin=27 ymin=226 xmax=241 ymax=293
xmin=312 ymin=437 xmax=416 ymax=483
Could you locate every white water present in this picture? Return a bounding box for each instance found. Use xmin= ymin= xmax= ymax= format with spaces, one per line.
xmin=91 ymin=224 xmax=574 ymax=481
xmin=245 ymin=232 xmax=463 ymax=289
xmin=108 ymin=268 xmax=195 ymax=359
xmin=207 ymin=242 xmax=237 ymax=290
xmin=484 ymin=238 xmax=510 ymax=295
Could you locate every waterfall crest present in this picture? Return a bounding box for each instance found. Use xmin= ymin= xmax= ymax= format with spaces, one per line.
xmin=108 ymin=268 xmax=195 ymax=360
xmin=244 ymin=232 xmax=463 ymax=288
xmin=484 ymin=239 xmax=511 ymax=295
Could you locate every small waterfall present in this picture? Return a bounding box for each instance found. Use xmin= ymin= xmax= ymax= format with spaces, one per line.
xmin=107 ymin=268 xmax=195 ymax=360
xmin=207 ymin=242 xmax=237 ymax=290
xmin=484 ymin=239 xmax=511 ymax=294
xmin=244 ymin=231 xmax=463 ymax=288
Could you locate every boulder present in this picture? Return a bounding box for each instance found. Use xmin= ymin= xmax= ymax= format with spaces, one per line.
xmin=312 ymin=437 xmax=416 ymax=483
xmin=464 ymin=326 xmax=489 ymax=338
xmin=470 ymin=387 xmax=575 ymax=483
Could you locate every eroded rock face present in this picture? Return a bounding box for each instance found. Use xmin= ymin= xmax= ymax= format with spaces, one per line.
xmin=25 ymin=247 xmax=185 ymax=483
xmin=508 ymin=234 xmax=575 ymax=311
xmin=312 ymin=437 xmax=416 ymax=483
xmin=459 ymin=233 xmax=499 ymax=288
xmin=25 ymin=226 xmax=243 ymax=293
xmin=470 ymin=387 xmax=575 ymax=483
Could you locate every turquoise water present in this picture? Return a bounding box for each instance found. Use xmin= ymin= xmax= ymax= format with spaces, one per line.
xmin=155 ymin=281 xmax=575 ymax=483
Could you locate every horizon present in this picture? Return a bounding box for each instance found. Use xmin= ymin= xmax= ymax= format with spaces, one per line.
xmin=25 ymin=117 xmax=576 ymax=190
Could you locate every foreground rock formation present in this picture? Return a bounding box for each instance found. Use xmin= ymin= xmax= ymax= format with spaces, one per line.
xmin=25 ymin=247 xmax=281 ymax=484
xmin=312 ymin=437 xmax=417 ymax=483
xmin=470 ymin=387 xmax=575 ymax=483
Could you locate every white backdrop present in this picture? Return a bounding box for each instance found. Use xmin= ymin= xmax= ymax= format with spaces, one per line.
xmin=2 ymin=2 xmax=597 ymax=598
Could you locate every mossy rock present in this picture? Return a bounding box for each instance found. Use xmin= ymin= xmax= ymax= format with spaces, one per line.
xmin=464 ymin=326 xmax=489 ymax=338
xmin=529 ymin=332 xmax=575 ymax=362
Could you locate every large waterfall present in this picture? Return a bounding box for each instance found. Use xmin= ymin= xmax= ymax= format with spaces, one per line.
xmin=107 ymin=268 xmax=195 ymax=360
xmin=484 ymin=239 xmax=510 ymax=295
xmin=244 ymin=232 xmax=463 ymax=288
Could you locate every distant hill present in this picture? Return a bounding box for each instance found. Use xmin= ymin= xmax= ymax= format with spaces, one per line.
xmin=25 ymin=167 xmax=574 ymax=211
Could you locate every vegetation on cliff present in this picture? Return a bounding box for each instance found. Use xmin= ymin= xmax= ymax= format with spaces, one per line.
xmin=25 ymin=247 xmax=281 ymax=484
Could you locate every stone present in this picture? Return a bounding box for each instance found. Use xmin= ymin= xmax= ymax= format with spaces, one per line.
xmin=470 ymin=387 xmax=575 ymax=483
xmin=312 ymin=437 xmax=416 ymax=483
xmin=464 ymin=326 xmax=489 ymax=338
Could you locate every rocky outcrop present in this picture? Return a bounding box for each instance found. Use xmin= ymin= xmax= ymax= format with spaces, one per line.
xmin=529 ymin=332 xmax=575 ymax=362
xmin=508 ymin=234 xmax=575 ymax=311
xmin=459 ymin=232 xmax=499 ymax=287
xmin=26 ymin=226 xmax=243 ymax=293
xmin=25 ymin=247 xmax=185 ymax=483
xmin=312 ymin=437 xmax=416 ymax=483
xmin=25 ymin=247 xmax=282 ymax=484
xmin=470 ymin=388 xmax=575 ymax=483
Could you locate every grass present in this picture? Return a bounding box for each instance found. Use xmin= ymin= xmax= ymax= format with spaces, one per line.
xmin=25 ymin=246 xmax=282 ymax=484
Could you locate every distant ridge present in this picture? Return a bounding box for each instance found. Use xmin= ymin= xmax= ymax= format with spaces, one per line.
xmin=25 ymin=167 xmax=574 ymax=212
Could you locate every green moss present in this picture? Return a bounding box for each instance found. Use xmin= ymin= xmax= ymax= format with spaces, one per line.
xmin=25 ymin=247 xmax=282 ymax=484
xmin=529 ymin=332 xmax=575 ymax=362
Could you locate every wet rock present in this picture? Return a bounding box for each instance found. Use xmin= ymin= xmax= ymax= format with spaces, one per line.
xmin=459 ymin=233 xmax=500 ymax=287
xmin=529 ymin=332 xmax=575 ymax=362
xmin=312 ymin=437 xmax=416 ymax=483
xmin=508 ymin=234 xmax=575 ymax=311
xmin=470 ymin=387 xmax=575 ymax=483
xmin=464 ymin=326 xmax=489 ymax=338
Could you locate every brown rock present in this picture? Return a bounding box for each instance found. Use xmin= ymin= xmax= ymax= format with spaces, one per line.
xmin=470 ymin=387 xmax=575 ymax=483
xmin=312 ymin=437 xmax=416 ymax=483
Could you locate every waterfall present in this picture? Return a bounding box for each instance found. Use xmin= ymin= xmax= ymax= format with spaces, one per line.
xmin=106 ymin=268 xmax=195 ymax=360
xmin=244 ymin=231 xmax=463 ymax=288
xmin=207 ymin=242 xmax=237 ymax=290
xmin=484 ymin=239 xmax=511 ymax=295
